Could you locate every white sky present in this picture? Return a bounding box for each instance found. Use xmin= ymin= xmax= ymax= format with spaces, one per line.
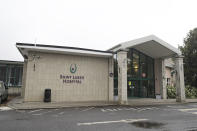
xmin=0 ymin=0 xmax=196 ymax=61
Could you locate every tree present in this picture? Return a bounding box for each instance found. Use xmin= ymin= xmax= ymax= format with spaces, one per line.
xmin=179 ymin=28 xmax=197 ymax=88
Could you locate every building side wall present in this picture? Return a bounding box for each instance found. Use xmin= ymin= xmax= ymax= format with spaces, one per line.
xmin=21 ymin=60 xmax=27 ymax=98
xmin=165 ymin=67 xmax=171 ymax=78
xmin=165 ymin=67 xmax=175 ymax=86
xmin=24 ymin=52 xmax=109 ymax=102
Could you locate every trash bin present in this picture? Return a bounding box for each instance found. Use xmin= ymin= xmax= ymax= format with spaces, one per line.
xmin=44 ymin=89 xmax=51 ymax=102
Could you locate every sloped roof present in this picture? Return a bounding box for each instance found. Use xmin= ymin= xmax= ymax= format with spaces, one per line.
xmin=109 ymin=35 xmax=181 ymax=58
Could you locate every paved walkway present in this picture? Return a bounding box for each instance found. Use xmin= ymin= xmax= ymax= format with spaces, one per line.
xmin=7 ymin=97 xmax=117 ymax=110
xmin=7 ymin=97 xmax=197 ymax=110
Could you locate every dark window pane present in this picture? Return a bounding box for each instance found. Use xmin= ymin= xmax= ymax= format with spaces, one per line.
xmin=9 ymin=67 xmax=16 ymax=86
xmin=147 ymin=57 xmax=154 ymax=78
xmin=0 ymin=66 xmax=7 ymax=82
xmin=131 ymin=50 xmax=139 ymax=78
xmin=113 ymin=54 xmax=118 ymax=78
xmin=140 ymin=80 xmax=148 ymax=98
xmin=147 ymin=80 xmax=155 ymax=98
xmin=128 ymin=80 xmax=139 ymax=98
xmin=15 ymin=67 xmax=23 ymax=86
xmin=140 ymin=54 xmax=147 ymax=78
xmin=127 ymin=50 xmax=132 ymax=77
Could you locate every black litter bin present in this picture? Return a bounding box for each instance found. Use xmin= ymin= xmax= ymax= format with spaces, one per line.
xmin=44 ymin=89 xmax=51 ymax=102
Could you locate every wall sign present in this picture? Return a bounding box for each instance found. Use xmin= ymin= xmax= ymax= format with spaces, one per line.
xmin=60 ymin=64 xmax=84 ymax=84
xmin=70 ymin=64 xmax=77 ymax=73
xmin=60 ymin=75 xmax=84 ymax=84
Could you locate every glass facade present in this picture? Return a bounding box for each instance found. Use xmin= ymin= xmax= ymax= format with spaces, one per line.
xmin=0 ymin=63 xmax=23 ymax=87
xmin=127 ymin=48 xmax=155 ymax=98
xmin=113 ymin=48 xmax=155 ymax=98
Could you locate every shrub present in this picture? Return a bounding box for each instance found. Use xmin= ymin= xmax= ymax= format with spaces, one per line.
xmin=167 ymin=86 xmax=176 ymax=99
xmin=167 ymin=85 xmax=197 ymax=99
xmin=185 ymin=85 xmax=197 ymax=98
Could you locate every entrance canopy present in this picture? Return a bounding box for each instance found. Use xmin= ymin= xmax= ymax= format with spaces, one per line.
xmin=109 ymin=35 xmax=181 ymax=58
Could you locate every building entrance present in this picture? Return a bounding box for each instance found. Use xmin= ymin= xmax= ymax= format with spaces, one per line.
xmin=127 ymin=49 xmax=155 ymax=98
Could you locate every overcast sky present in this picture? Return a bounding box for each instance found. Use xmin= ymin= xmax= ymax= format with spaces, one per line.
xmin=0 ymin=0 xmax=196 ymax=61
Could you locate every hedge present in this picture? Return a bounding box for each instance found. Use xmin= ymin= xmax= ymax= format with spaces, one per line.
xmin=167 ymin=85 xmax=197 ymax=99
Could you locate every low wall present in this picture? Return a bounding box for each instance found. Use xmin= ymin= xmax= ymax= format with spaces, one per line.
xmin=8 ymin=87 xmax=21 ymax=96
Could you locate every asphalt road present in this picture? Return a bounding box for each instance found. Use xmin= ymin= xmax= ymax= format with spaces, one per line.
xmin=1 ymin=103 xmax=197 ymax=131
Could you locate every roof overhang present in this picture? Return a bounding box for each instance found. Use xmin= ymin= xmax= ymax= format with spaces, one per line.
xmin=16 ymin=43 xmax=113 ymax=59
xmin=109 ymin=35 xmax=181 ymax=58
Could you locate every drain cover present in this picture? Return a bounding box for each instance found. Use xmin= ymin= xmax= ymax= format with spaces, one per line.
xmin=131 ymin=121 xmax=165 ymax=129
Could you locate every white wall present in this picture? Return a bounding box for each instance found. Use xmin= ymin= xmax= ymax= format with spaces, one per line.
xmin=24 ymin=51 xmax=111 ymax=102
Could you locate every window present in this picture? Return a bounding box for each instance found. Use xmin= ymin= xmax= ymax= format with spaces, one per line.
xmin=167 ymin=78 xmax=171 ymax=86
xmin=0 ymin=64 xmax=23 ymax=87
xmin=127 ymin=48 xmax=155 ymax=98
xmin=8 ymin=66 xmax=23 ymax=87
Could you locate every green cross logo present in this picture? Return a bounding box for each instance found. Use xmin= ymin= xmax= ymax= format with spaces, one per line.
xmin=70 ymin=64 xmax=77 ymax=73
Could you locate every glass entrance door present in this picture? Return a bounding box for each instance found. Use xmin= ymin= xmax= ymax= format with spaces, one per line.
xmin=127 ymin=49 xmax=155 ymax=98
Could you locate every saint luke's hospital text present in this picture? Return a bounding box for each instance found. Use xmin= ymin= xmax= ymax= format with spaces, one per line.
xmin=60 ymin=74 xmax=85 ymax=84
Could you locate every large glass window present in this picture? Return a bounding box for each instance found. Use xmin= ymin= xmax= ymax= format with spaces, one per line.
xmin=8 ymin=66 xmax=23 ymax=87
xmin=0 ymin=64 xmax=23 ymax=87
xmin=127 ymin=48 xmax=155 ymax=98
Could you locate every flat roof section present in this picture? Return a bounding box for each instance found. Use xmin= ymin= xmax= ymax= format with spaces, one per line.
xmin=0 ymin=60 xmax=23 ymax=65
xmin=16 ymin=43 xmax=113 ymax=59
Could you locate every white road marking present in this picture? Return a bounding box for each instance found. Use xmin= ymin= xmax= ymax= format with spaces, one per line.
xmin=105 ymin=109 xmax=115 ymax=112
xmin=77 ymin=119 xmax=148 ymax=126
xmin=138 ymin=107 xmax=158 ymax=112
xmin=0 ymin=106 xmax=13 ymax=111
xmin=175 ymin=107 xmax=197 ymax=115
xmin=52 ymin=111 xmax=65 ymax=117
xmin=28 ymin=109 xmax=43 ymax=113
xmin=191 ymin=112 xmax=197 ymax=115
xmin=151 ymin=107 xmax=159 ymax=109
xmin=101 ymin=107 xmax=158 ymax=112
xmin=58 ymin=112 xmax=64 ymax=115
xmin=178 ymin=108 xmax=197 ymax=112
xmin=32 ymin=110 xmax=53 ymax=115
xmin=125 ymin=108 xmax=137 ymax=111
xmin=101 ymin=109 xmax=107 ymax=112
xmin=81 ymin=107 xmax=95 ymax=112
xmin=16 ymin=110 xmax=26 ymax=113
xmin=137 ymin=108 xmax=148 ymax=112
xmin=167 ymin=106 xmax=175 ymax=108
xmin=167 ymin=105 xmax=186 ymax=109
